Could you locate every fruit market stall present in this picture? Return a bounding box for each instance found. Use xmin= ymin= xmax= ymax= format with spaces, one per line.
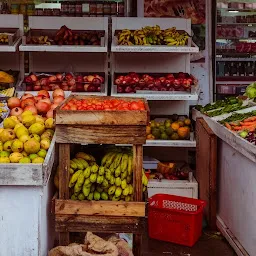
xmin=19 ymin=16 xmax=108 ymax=95
xmin=53 ymin=95 xmax=148 ymax=256
xmin=193 ymin=89 xmax=256 ymax=256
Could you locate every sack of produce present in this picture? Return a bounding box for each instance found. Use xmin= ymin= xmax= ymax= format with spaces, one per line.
xmin=48 ymin=232 xmax=119 ymax=256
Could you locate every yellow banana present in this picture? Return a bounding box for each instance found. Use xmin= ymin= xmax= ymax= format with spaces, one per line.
xmin=69 ymin=170 xmax=83 ymax=188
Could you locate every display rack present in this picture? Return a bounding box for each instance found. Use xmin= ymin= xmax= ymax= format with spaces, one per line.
xmin=110 ymin=17 xmax=199 ymax=148
xmin=0 ymin=14 xmax=24 ymax=87
xmin=19 ymin=16 xmax=109 ymax=96
xmin=54 ymin=95 xmax=148 ymax=256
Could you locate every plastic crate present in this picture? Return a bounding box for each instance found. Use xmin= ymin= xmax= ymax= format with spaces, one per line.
xmin=148 ymin=194 xmax=206 ymax=247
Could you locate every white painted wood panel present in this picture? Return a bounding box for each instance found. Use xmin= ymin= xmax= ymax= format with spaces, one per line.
xmin=218 ymin=140 xmax=256 ymax=256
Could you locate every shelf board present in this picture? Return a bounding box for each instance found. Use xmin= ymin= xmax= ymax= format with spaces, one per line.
xmin=0 ymin=38 xmax=21 ymax=52
xmin=217 ymin=23 xmax=256 ymax=26
xmin=216 ymin=80 xmax=251 ymax=85
xmin=217 ymin=8 xmax=256 ymax=12
xmin=216 ymin=57 xmax=256 ymax=61
xmin=19 ymin=44 xmax=108 ymax=53
xmin=111 ymin=91 xmax=199 ymax=101
xmin=111 ymin=44 xmax=199 ymax=53
xmin=216 ymin=37 xmax=256 ymax=41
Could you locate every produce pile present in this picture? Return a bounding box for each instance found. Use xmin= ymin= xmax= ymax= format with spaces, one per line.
xmin=0 ymin=112 xmax=54 ymax=163
xmin=54 ymin=149 xmax=148 ymax=201
xmin=117 ymin=26 xmax=189 ymax=46
xmin=146 ymin=115 xmax=191 ymax=140
xmin=244 ymin=82 xmax=256 ymax=99
xmin=220 ymin=111 xmax=256 ymax=145
xmin=0 ymin=33 xmax=10 ymax=45
xmin=196 ymin=97 xmax=249 ymax=117
xmin=61 ymin=98 xmax=146 ymax=111
xmin=24 ymin=73 xmax=104 ymax=92
xmin=8 ymin=89 xmax=66 ymax=119
xmin=27 ymin=25 xmax=103 ymax=46
xmin=0 ymin=71 xmax=14 ymax=84
xmin=115 ymin=72 xmax=194 ymax=93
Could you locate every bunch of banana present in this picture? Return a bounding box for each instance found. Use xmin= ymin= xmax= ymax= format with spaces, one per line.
xmin=54 ymin=149 xmax=148 ymax=202
xmin=0 ymin=33 xmax=9 ymax=44
xmin=162 ymin=27 xmax=189 ymax=46
xmin=0 ymin=87 xmax=15 ymax=97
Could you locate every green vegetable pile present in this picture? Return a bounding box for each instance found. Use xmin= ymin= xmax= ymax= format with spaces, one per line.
xmin=219 ymin=110 xmax=256 ymax=124
xmin=245 ymin=82 xmax=256 ymax=99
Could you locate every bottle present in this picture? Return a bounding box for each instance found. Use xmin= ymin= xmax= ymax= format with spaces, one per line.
xmin=238 ymin=62 xmax=245 ymax=76
xmin=224 ymin=63 xmax=230 ymax=77
xmin=247 ymin=62 xmax=253 ymax=76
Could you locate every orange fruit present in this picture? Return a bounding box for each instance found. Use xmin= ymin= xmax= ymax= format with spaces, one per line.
xmin=184 ymin=118 xmax=191 ymax=126
xmin=177 ymin=127 xmax=190 ymax=139
xmin=170 ymin=132 xmax=179 ymax=140
xmin=171 ymin=122 xmax=180 ymax=132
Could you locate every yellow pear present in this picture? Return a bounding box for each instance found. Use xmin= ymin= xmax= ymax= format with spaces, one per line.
xmin=32 ymin=156 xmax=44 ymax=163
xmin=21 ymin=110 xmax=33 ymax=118
xmin=3 ymin=117 xmax=16 ymax=129
xmin=41 ymin=131 xmax=53 ymax=140
xmin=24 ymin=139 xmax=40 ymax=154
xmin=0 ymin=129 xmax=16 ymax=143
xmin=11 ymin=139 xmax=23 ymax=153
xmin=30 ymin=134 xmax=40 ymax=142
xmin=9 ymin=116 xmax=20 ymax=124
xmin=35 ymin=115 xmax=45 ymax=124
xmin=45 ymin=118 xmax=55 ymax=129
xmin=3 ymin=140 xmax=13 ymax=152
xmin=19 ymin=157 xmax=31 ymax=163
xmin=22 ymin=115 xmax=36 ymax=128
xmin=9 ymin=152 xmax=23 ymax=163
xmin=28 ymin=122 xmax=45 ymax=135
xmin=40 ymin=138 xmax=51 ymax=150
xmin=14 ymin=123 xmax=24 ymax=133
xmin=21 ymin=151 xmax=28 ymax=157
xmin=16 ymin=126 xmax=29 ymax=139
xmin=0 ymin=156 xmax=10 ymax=163
xmin=0 ymin=151 xmax=10 ymax=157
xmin=19 ymin=134 xmax=30 ymax=143
xmin=0 ymin=128 xmax=4 ymax=134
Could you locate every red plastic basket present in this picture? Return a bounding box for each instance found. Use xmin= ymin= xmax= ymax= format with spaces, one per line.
xmin=148 ymin=194 xmax=206 ymax=247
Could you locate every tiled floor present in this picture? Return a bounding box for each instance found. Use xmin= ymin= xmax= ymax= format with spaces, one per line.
xmin=142 ymin=232 xmax=236 ymax=256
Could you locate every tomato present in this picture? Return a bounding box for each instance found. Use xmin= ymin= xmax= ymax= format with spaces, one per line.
xmin=70 ymin=105 xmax=77 ymax=111
xmin=130 ymin=102 xmax=140 ymax=110
xmin=62 ymin=105 xmax=70 ymax=110
xmin=77 ymin=106 xmax=83 ymax=110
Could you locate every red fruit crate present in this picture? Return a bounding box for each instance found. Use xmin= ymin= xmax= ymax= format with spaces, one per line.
xmin=148 ymin=194 xmax=206 ymax=247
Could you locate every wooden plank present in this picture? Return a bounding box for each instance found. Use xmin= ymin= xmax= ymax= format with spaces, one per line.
xmin=59 ymin=144 xmax=70 ymax=200
xmin=55 ymin=95 xmax=149 ymax=126
xmin=55 ymin=215 xmax=145 ymax=233
xmin=196 ymin=118 xmax=217 ymax=230
xmin=55 ymin=199 xmax=146 ymax=217
xmin=56 ymin=125 xmax=146 ymax=144
xmin=133 ymin=145 xmax=143 ymax=202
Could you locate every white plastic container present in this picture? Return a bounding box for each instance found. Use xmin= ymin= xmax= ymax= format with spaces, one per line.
xmin=147 ymin=176 xmax=198 ymax=199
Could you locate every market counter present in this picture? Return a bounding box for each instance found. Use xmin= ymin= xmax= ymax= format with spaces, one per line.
xmin=0 ymin=136 xmax=56 ymax=256
xmin=193 ymin=110 xmax=255 ymax=256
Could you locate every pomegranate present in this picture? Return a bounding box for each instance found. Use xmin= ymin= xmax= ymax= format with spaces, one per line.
xmin=53 ymin=88 xmax=64 ymax=98
xmin=40 ymin=98 xmax=52 ymax=106
xmin=38 ymin=90 xmax=50 ymax=98
xmin=30 ymin=74 xmax=38 ymax=82
xmin=35 ymin=101 xmax=51 ymax=114
xmin=21 ymin=98 xmax=36 ymax=109
xmin=34 ymin=95 xmax=45 ymax=102
xmin=50 ymin=103 xmax=59 ymax=110
xmin=52 ymin=84 xmax=60 ymax=90
xmin=46 ymin=109 xmax=54 ymax=118
xmin=7 ymin=97 xmax=21 ymax=109
xmin=53 ymin=95 xmax=65 ymax=105
xmin=10 ymin=107 xmax=23 ymax=116
xmin=24 ymin=105 xmax=38 ymax=115
xmin=67 ymin=78 xmax=76 ymax=87
xmin=21 ymin=93 xmax=34 ymax=101
xmin=42 ymin=85 xmax=51 ymax=91
xmin=48 ymin=75 xmax=57 ymax=82
xmin=40 ymin=78 xmax=49 ymax=86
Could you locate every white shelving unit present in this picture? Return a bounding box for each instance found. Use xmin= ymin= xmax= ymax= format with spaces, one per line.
xmin=111 ymin=17 xmax=199 ymax=148
xmin=0 ymin=14 xmax=24 ymax=85
xmin=19 ymin=16 xmax=109 ymax=96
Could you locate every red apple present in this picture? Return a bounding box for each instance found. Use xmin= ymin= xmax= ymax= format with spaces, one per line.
xmin=30 ymin=74 xmax=38 ymax=82
xmin=154 ymin=78 xmax=161 ymax=88
xmin=26 ymin=85 xmax=33 ymax=91
xmin=61 ymin=85 xmax=69 ymax=91
xmin=87 ymin=75 xmax=94 ymax=83
xmin=25 ymin=76 xmax=32 ymax=83
xmin=52 ymin=84 xmax=60 ymax=90
xmin=87 ymin=84 xmax=96 ymax=92
xmin=115 ymin=78 xmax=122 ymax=85
xmin=76 ymin=75 xmax=83 ymax=83
xmin=95 ymin=75 xmax=104 ymax=84
xmin=182 ymin=79 xmax=192 ymax=90
xmin=67 ymin=78 xmax=76 ymax=86
xmin=40 ymin=78 xmax=49 ymax=86
xmin=7 ymin=97 xmax=21 ymax=109
xmin=42 ymin=85 xmax=51 ymax=91
xmin=159 ymin=77 xmax=166 ymax=85
xmin=76 ymin=83 xmax=84 ymax=92
xmin=92 ymin=77 xmax=101 ymax=85
xmin=147 ymin=83 xmax=154 ymax=89
xmin=97 ymin=86 xmax=101 ymax=92
xmin=56 ymin=73 xmax=64 ymax=81
xmin=84 ymin=84 xmax=89 ymax=91
xmin=124 ymin=86 xmax=133 ymax=93
xmin=166 ymin=74 xmax=175 ymax=79
xmin=65 ymin=73 xmax=73 ymax=80
xmin=173 ymin=79 xmax=181 ymax=90
xmin=38 ymin=90 xmax=50 ymax=98
xmin=117 ymin=85 xmax=124 ymax=93
xmin=33 ymin=85 xmax=41 ymax=91
xmin=138 ymin=79 xmax=146 ymax=87
xmin=48 ymin=75 xmax=57 ymax=82
xmin=160 ymin=87 xmax=167 ymax=91
xmin=69 ymin=85 xmax=76 ymax=92
xmin=151 ymin=87 xmax=159 ymax=91
xmin=178 ymin=72 xmax=186 ymax=78
xmin=53 ymin=88 xmax=65 ymax=98
xmin=83 ymin=76 xmax=88 ymax=82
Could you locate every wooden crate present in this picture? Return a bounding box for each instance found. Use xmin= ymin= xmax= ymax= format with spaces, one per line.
xmin=54 ymin=96 xmax=147 ymax=255
xmin=55 ymin=95 xmax=149 ymax=144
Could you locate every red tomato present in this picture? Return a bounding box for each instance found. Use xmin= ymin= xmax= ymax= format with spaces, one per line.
xmin=130 ymin=102 xmax=140 ymax=110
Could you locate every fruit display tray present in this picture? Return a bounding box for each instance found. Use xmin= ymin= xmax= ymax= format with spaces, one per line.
xmin=0 ymin=28 xmax=20 ymax=46
xmin=21 ymin=72 xmax=106 ymax=94
xmin=22 ymin=29 xmax=105 ymax=47
xmin=0 ymin=133 xmax=56 ymax=186
xmin=55 ymin=95 xmax=149 ymax=144
xmin=114 ymin=72 xmax=198 ymax=94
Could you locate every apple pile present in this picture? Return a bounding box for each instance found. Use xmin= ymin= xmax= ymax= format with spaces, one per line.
xmin=115 ymin=72 xmax=194 ymax=93
xmin=7 ymin=89 xmax=66 ymax=119
xmin=24 ymin=73 xmax=104 ymax=92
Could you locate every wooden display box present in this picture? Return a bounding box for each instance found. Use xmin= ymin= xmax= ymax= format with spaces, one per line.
xmin=55 ymin=95 xmax=149 ymax=145
xmin=0 ymin=28 xmax=20 ymax=46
